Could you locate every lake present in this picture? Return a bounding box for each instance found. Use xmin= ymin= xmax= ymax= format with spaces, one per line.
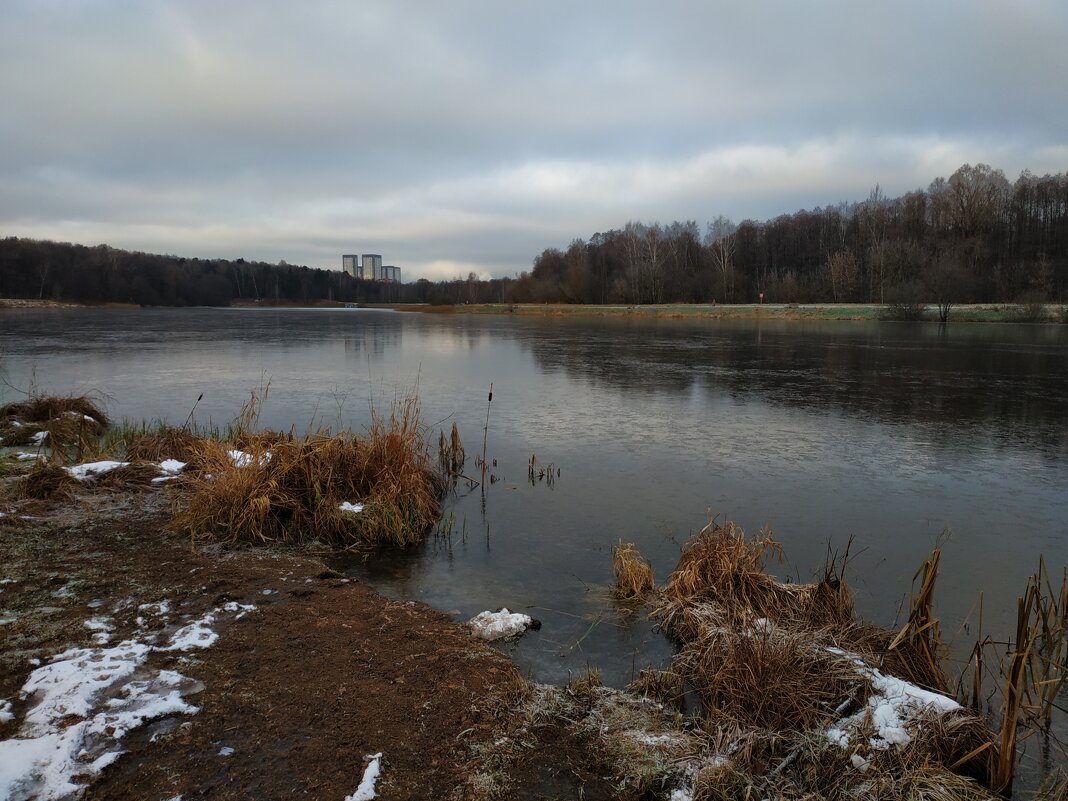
xmin=3 ymin=308 xmax=1067 ymax=693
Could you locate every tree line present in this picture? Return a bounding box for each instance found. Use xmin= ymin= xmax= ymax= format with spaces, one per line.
xmin=1 ymin=163 xmax=1065 ymax=308
xmin=502 ymin=164 xmax=1067 ymax=307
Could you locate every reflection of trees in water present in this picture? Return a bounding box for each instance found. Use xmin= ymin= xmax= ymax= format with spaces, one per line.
xmin=524 ymin=320 xmax=1068 ymax=456
xmin=340 ymin=316 xmax=403 ymax=358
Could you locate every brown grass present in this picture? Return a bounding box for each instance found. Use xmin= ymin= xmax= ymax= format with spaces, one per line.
xmin=124 ymin=426 xmax=207 ymax=464
xmin=19 ymin=463 xmax=77 ymax=500
xmin=1 ymin=394 xmax=108 ymax=432
xmin=172 ymin=397 xmax=445 ymax=549
xmin=612 ymin=541 xmax=654 ymax=600
xmin=659 ymin=519 xmax=854 ymax=641
xmin=677 ymin=624 xmax=866 ymax=732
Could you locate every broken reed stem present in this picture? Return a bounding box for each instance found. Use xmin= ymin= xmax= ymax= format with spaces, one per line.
xmin=888 ymin=546 xmax=948 ymax=693
xmin=480 ymin=383 xmax=492 ymax=489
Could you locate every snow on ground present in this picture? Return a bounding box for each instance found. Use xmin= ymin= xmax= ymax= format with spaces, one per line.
xmin=338 ymin=502 xmax=364 ymax=514
xmin=345 ymin=753 xmax=383 ymax=801
xmin=14 ymin=453 xmax=38 ymax=461
xmin=467 ymin=608 xmax=534 ymax=641
xmin=151 ymin=459 xmax=187 ymax=484
xmin=32 ymin=431 xmax=48 ymax=445
xmin=0 ymin=600 xmax=258 ymax=800
xmin=825 ymin=649 xmax=961 ymax=750
xmin=83 ymin=617 xmax=113 ymax=645
xmin=65 ymin=461 xmax=129 ymax=481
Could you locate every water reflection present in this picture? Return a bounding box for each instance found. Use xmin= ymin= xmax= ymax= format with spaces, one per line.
xmin=3 ymin=308 xmax=1066 ymax=692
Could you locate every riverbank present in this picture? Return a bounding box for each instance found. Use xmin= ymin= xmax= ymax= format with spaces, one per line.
xmin=390 ymin=301 xmax=1067 ymax=324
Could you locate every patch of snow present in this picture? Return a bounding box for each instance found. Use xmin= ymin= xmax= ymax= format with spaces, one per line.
xmin=345 ymin=753 xmax=383 ymax=801
xmin=151 ymin=475 xmax=179 ymax=484
xmin=138 ymin=600 xmax=171 ymax=616
xmin=164 ymin=603 xmax=257 ymax=651
xmin=0 ymin=644 xmax=199 ymax=801
xmin=228 ymin=450 xmax=271 ymax=468
xmin=339 ymin=501 xmax=365 ymax=514
xmin=467 ymin=608 xmax=534 ymax=641
xmin=669 ymin=788 xmax=693 ymax=801
xmin=15 ymin=452 xmax=38 ymax=461
xmin=51 ymin=585 xmax=76 ymax=599
xmin=261 ymin=588 xmax=275 ymax=596
xmin=0 ymin=617 xmax=16 ymax=625
xmin=32 ymin=430 xmax=48 ymax=445
xmin=218 ymin=745 xmax=235 ymax=757
xmin=84 ymin=617 xmax=113 ymax=645
xmin=87 ymin=599 xmax=103 ymax=609
xmin=0 ymin=602 xmax=257 ymax=800
xmin=850 ymin=753 xmax=870 ymax=772
xmin=158 ymin=459 xmax=186 ymax=475
xmin=65 ymin=461 xmax=129 ymax=480
xmin=825 ymin=653 xmax=961 ymax=750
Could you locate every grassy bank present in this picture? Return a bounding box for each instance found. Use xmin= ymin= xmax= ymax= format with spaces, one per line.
xmin=392 ymin=301 xmax=1068 ymax=324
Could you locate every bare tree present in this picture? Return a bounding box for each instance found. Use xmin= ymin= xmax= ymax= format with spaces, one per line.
xmin=706 ymin=215 xmax=737 ymax=302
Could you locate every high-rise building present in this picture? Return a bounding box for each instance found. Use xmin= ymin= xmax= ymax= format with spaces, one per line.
xmin=341 ymin=254 xmax=358 ymax=277
xmin=362 ymin=254 xmax=383 ymax=281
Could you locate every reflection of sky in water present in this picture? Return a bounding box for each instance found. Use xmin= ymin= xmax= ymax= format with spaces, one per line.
xmin=4 ymin=308 xmax=1068 ymax=689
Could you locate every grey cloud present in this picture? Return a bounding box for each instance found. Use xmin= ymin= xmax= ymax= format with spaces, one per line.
xmin=1 ymin=0 xmax=1066 ymax=278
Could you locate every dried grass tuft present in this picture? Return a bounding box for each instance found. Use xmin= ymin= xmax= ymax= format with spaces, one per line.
xmin=612 ymin=540 xmax=654 ymax=600
xmin=125 ymin=426 xmax=207 ymax=464
xmin=691 ymin=760 xmax=753 ymax=801
xmin=1 ymin=394 xmax=109 ymax=431
xmin=628 ymin=668 xmax=683 ymax=708
xmin=659 ymin=519 xmax=854 ymax=641
xmin=19 ymin=463 xmax=76 ymax=500
xmin=678 ymin=625 xmax=865 ymax=732
xmin=172 ymin=396 xmax=445 ymax=549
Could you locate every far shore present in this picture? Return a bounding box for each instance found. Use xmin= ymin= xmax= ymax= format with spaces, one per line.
xmin=4 ymin=296 xmax=1065 ymax=323
xmin=387 ymin=301 xmax=1067 ymax=324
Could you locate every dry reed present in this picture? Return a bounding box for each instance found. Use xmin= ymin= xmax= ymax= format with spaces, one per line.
xmin=1 ymin=394 xmax=109 ymax=431
xmin=172 ymin=396 xmax=445 ymax=549
xmin=612 ymin=541 xmax=655 ymax=600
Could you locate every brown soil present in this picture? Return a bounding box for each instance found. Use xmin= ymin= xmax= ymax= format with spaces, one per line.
xmin=0 ymin=488 xmax=614 ymax=800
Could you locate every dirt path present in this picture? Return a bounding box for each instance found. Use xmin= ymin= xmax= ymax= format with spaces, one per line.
xmin=0 ymin=493 xmax=548 ymax=800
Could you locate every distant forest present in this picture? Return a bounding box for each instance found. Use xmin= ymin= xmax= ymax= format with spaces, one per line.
xmin=2 ymin=163 xmax=1066 ymax=307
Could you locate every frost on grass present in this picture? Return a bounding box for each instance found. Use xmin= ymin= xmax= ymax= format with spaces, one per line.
xmin=345 ymin=753 xmax=383 ymax=801
xmin=0 ymin=602 xmax=256 ymax=800
xmin=467 ymin=609 xmax=534 ymax=641
xmin=338 ymin=501 xmax=365 ymax=514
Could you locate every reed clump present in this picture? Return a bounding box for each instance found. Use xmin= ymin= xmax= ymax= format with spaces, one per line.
xmin=612 ymin=541 xmax=655 ymax=600
xmin=658 ymin=520 xmax=853 ymax=641
xmin=172 ymin=397 xmax=445 ymax=549
xmin=19 ymin=462 xmax=76 ymax=500
xmin=1 ymin=394 xmax=109 ymax=432
xmin=123 ymin=425 xmax=207 ymax=465
xmin=645 ymin=518 xmax=1001 ymax=798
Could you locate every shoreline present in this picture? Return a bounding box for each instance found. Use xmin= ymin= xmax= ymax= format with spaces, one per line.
xmin=388 ymin=301 xmax=1068 ymax=324
xmin=4 ymin=296 xmax=1065 ymax=323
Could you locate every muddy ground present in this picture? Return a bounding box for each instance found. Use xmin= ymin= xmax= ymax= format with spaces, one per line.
xmin=0 ymin=488 xmax=618 ymax=800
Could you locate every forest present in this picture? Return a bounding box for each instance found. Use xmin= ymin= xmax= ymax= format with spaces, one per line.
xmin=1 ymin=163 xmax=1065 ymax=308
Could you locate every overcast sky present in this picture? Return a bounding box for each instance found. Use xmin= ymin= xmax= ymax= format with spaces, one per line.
xmin=2 ymin=1 xmax=1066 ymax=280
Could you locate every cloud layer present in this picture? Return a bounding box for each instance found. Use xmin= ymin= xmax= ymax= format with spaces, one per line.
xmin=2 ymin=1 xmax=1066 ymax=279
